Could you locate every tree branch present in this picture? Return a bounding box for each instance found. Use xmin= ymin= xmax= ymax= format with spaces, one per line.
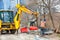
xmin=42 ymin=0 xmax=48 ymax=8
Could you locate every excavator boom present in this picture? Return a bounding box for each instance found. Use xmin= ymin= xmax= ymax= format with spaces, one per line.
xmin=16 ymin=4 xmax=38 ymax=15
xmin=14 ymin=4 xmax=38 ymax=30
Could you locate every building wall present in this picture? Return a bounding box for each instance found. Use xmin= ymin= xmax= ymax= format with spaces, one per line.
xmin=3 ymin=0 xmax=10 ymax=10
xmin=0 ymin=0 xmax=4 ymax=9
xmin=10 ymin=0 xmax=18 ymax=10
xmin=0 ymin=0 xmax=38 ymax=10
xmin=0 ymin=0 xmax=19 ymax=10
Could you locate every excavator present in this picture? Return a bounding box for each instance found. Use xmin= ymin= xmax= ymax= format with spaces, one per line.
xmin=0 ymin=4 xmax=38 ymax=34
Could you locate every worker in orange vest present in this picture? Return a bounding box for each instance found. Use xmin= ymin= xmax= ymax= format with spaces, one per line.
xmin=40 ymin=19 xmax=46 ymax=36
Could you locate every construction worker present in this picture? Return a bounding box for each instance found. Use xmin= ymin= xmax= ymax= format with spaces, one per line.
xmin=40 ymin=19 xmax=46 ymax=36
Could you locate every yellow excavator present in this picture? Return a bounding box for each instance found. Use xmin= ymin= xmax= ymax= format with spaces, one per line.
xmin=0 ymin=4 xmax=38 ymax=34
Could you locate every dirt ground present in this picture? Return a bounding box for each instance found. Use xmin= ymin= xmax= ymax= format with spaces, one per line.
xmin=0 ymin=33 xmax=60 ymax=40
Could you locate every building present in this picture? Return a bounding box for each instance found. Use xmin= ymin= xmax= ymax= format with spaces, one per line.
xmin=3 ymin=0 xmax=10 ymax=10
xmin=0 ymin=0 xmax=19 ymax=10
xmin=10 ymin=0 xmax=20 ymax=10
xmin=0 ymin=0 xmax=4 ymax=9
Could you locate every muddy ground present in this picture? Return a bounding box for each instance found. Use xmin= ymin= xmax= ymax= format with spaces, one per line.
xmin=0 ymin=33 xmax=60 ymax=40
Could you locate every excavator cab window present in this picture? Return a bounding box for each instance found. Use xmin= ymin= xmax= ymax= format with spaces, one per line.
xmin=0 ymin=11 xmax=14 ymax=23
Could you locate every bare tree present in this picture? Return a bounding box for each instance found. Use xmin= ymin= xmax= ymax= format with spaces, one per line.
xmin=39 ymin=0 xmax=56 ymax=30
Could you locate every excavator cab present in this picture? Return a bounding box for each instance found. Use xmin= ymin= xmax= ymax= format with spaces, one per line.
xmin=0 ymin=10 xmax=17 ymax=34
xmin=0 ymin=10 xmax=14 ymax=23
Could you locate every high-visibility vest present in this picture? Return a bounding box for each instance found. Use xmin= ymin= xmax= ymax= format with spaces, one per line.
xmin=40 ymin=21 xmax=46 ymax=28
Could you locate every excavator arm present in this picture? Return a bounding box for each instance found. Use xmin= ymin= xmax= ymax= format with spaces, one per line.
xmin=16 ymin=4 xmax=38 ymax=16
xmin=14 ymin=4 xmax=38 ymax=29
